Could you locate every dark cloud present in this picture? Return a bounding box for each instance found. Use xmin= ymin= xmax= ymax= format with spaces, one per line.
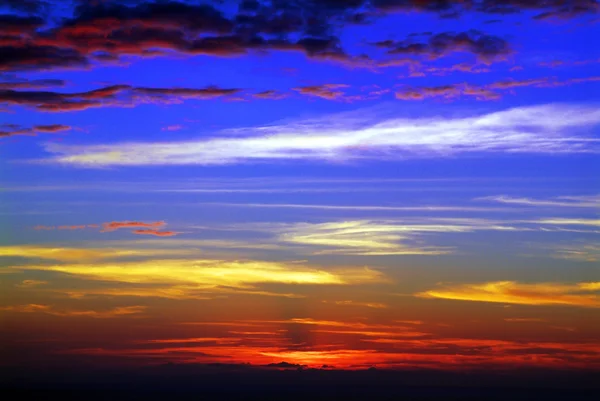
xmin=0 ymin=84 xmax=241 ymax=112
xmin=0 ymin=123 xmax=72 ymax=138
xmin=292 ymin=84 xmax=349 ymax=100
xmin=477 ymin=0 xmax=599 ymax=17
xmin=0 ymin=1 xmax=596 ymax=72
xmin=34 ymin=124 xmax=71 ymax=132
xmin=0 ymin=78 xmax=67 ymax=89
xmin=375 ymin=30 xmax=510 ymax=63
xmin=0 ymin=14 xmax=45 ymax=33
xmin=0 ymin=0 xmax=49 ymax=13
xmin=0 ymin=45 xmax=88 ymax=71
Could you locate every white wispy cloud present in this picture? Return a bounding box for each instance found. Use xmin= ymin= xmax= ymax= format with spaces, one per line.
xmin=39 ymin=104 xmax=600 ymax=167
xmin=535 ymin=218 xmax=600 ymax=227
xmin=551 ymin=243 xmax=600 ymax=262
xmin=275 ymin=219 xmax=528 ymax=255
xmin=192 ymin=202 xmax=508 ymax=212
xmin=479 ymin=194 xmax=600 ymax=208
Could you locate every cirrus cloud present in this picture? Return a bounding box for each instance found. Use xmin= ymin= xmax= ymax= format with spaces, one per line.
xmin=38 ymin=103 xmax=600 ymax=167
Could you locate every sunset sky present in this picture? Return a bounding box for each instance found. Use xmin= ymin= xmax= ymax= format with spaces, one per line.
xmin=1 ymin=0 xmax=599 ymax=374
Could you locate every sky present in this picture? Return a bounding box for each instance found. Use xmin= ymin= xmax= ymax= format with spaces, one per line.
xmin=1 ymin=0 xmax=599 ymax=375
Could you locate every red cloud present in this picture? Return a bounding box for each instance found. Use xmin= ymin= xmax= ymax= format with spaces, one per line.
xmin=0 ymin=84 xmax=241 ymax=112
xmin=101 ymin=221 xmax=166 ymax=232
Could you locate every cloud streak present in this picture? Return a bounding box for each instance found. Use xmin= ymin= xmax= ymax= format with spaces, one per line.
xmin=10 ymin=258 xmax=387 ymax=299
xmin=39 ymin=104 xmax=600 ymax=167
xmin=417 ymin=281 xmax=600 ymax=308
xmin=0 ymin=304 xmax=146 ymax=318
xmin=479 ymin=194 xmax=600 ymax=208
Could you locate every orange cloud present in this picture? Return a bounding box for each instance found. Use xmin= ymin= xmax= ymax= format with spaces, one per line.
xmin=62 ymin=336 xmax=600 ymax=370
xmin=416 ymin=281 xmax=600 ymax=308
xmin=323 ymin=300 xmax=388 ymax=309
xmin=504 ymin=318 xmax=547 ymax=323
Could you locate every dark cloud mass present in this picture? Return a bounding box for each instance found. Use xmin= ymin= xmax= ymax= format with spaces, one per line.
xmin=0 ymin=0 xmax=596 ymax=72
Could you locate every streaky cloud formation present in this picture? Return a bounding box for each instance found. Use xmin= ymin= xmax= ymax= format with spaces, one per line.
xmin=0 ymin=304 xmax=146 ymax=318
xmin=417 ymin=281 xmax=600 ymax=308
xmin=10 ymin=258 xmax=387 ymax=299
xmin=275 ymin=218 xmax=536 ymax=255
xmin=0 ymin=84 xmax=240 ymax=112
xmin=479 ymin=194 xmax=600 ymax=208
xmin=551 ymin=243 xmax=600 ymax=262
xmin=0 ymin=245 xmax=201 ymax=262
xmin=39 ymin=104 xmax=600 ymax=166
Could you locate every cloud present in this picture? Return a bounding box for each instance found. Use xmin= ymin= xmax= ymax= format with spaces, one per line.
xmin=0 ymin=0 xmax=49 ymax=14
xmin=32 ymin=221 xmax=177 ymax=236
xmin=34 ymin=224 xmax=97 ymax=230
xmin=277 ymin=220 xmax=457 ymax=255
xmin=478 ymin=194 xmax=600 ymax=208
xmin=417 ymin=281 xmax=600 ymax=308
xmin=191 ymin=202 xmax=505 ymax=212
xmin=395 ymin=83 xmax=499 ymax=101
xmin=324 ymin=300 xmax=388 ymax=308
xmin=11 ymin=259 xmax=387 ymax=299
xmin=0 ymin=245 xmax=200 ymax=262
xmin=535 ymin=218 xmax=600 ymax=227
xmin=252 ymin=90 xmax=287 ymax=100
xmin=0 ymin=303 xmax=146 ymax=318
xmin=394 ymin=76 xmax=600 ymax=102
xmin=0 ymin=84 xmax=241 ymax=112
xmin=1 ymin=1 xmax=597 ymax=73
xmin=0 ymin=1 xmax=357 ymax=72
xmin=0 ymin=78 xmax=67 ymax=89
xmin=132 ymin=229 xmax=179 ymax=237
xmin=488 ymin=76 xmax=600 ymax=90
xmin=374 ymin=30 xmax=511 ymax=63
xmin=161 ymin=124 xmax=183 ymax=131
xmin=0 ymin=45 xmax=89 ymax=71
xmin=101 ymin=220 xmax=166 ymax=232
xmin=64 ymin=335 xmax=600 ymax=370
xmin=39 ymin=104 xmax=600 ymax=167
xmin=0 ymin=124 xmax=72 ymax=138
xmin=504 ymin=318 xmax=547 ymax=323
xmin=272 ymin=217 xmax=547 ymax=255
xmin=551 ymin=244 xmax=600 ymax=262
xmin=16 ymin=279 xmax=48 ymax=288
xmin=33 ymin=124 xmax=71 ymax=133
xmin=293 ymin=84 xmax=350 ymax=100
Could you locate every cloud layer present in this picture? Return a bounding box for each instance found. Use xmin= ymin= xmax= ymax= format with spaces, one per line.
xmin=39 ymin=104 xmax=600 ymax=167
